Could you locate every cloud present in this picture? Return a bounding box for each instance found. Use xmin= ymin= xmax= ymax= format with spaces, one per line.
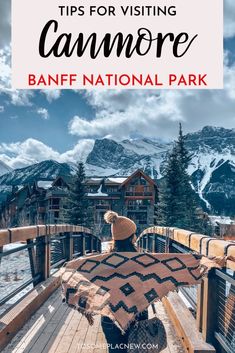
xmin=224 ymin=0 xmax=235 ymax=38
xmin=68 ymin=53 xmax=235 ymax=141
xmin=60 ymin=139 xmax=95 ymax=163
xmin=69 ymin=68 xmax=235 ymax=141
xmin=0 ymin=1 xmax=10 ymax=49
xmin=0 ymin=105 xmax=4 ymax=113
xmin=9 ymin=89 xmax=34 ymax=106
xmin=69 ymin=90 xmax=183 ymax=140
xmin=37 ymin=107 xmax=49 ymax=120
xmin=0 ymin=138 xmax=95 ymax=169
xmin=0 ymin=47 xmax=35 ymax=106
xmin=41 ymin=90 xmax=62 ymax=102
xmin=0 ymin=139 xmax=60 ymax=169
xmin=0 ymin=47 xmax=11 ymax=89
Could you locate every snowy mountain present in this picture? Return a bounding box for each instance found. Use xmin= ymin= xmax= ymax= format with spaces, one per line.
xmin=85 ymin=126 xmax=235 ymax=214
xmin=0 ymin=160 xmax=75 ymax=186
xmin=0 ymin=160 xmax=12 ymax=176
xmin=86 ymin=138 xmax=169 ymax=179
xmin=186 ymin=127 xmax=235 ymax=214
xmin=0 ymin=126 xmax=234 ymax=214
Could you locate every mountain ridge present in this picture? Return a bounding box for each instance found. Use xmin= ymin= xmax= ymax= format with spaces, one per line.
xmin=0 ymin=126 xmax=234 ymax=214
xmin=0 ymin=160 xmax=13 ymax=177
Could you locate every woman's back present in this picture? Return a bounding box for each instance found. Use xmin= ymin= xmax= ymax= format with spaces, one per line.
xmin=101 ymin=211 xmax=148 ymax=353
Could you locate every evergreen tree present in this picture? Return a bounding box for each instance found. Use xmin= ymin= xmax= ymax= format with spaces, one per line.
xmin=157 ymin=146 xmax=186 ymax=228
xmin=176 ymin=123 xmax=192 ymax=169
xmin=65 ymin=162 xmax=92 ymax=227
xmin=157 ymin=124 xmax=212 ymax=234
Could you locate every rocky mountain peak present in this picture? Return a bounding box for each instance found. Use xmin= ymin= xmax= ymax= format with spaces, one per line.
xmin=0 ymin=126 xmax=234 ymax=214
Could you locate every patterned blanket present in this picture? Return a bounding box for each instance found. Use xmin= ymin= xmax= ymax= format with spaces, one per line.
xmin=61 ymin=252 xmax=223 ymax=332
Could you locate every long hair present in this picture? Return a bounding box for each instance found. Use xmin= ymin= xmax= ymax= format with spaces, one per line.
xmin=110 ymin=234 xmax=137 ymax=252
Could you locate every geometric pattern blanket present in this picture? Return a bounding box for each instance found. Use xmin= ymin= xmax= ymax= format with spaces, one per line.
xmin=61 ymin=252 xmax=224 ymax=332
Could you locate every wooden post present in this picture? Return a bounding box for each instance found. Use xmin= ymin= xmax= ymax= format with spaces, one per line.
xmin=36 ymin=235 xmax=50 ymax=281
xmin=82 ymin=233 xmax=86 ymax=255
xmin=0 ymin=246 xmax=3 ymax=266
xmin=156 ymin=234 xmax=159 ymax=252
xmin=196 ymin=282 xmax=204 ymax=332
xmin=97 ymin=238 xmax=101 ymax=253
xmin=46 ymin=235 xmax=51 ymax=278
xmin=201 ymin=270 xmax=218 ymax=344
xmin=65 ymin=232 xmax=73 ymax=261
xmin=27 ymin=239 xmax=37 ymax=285
xmin=95 ymin=237 xmax=99 ymax=253
xmin=146 ymin=235 xmax=148 ymax=252
xmin=92 ymin=237 xmax=96 ymax=252
xmin=168 ymin=239 xmax=173 ymax=253
xmin=91 ymin=236 xmax=94 ymax=253
xmin=152 ymin=234 xmax=155 ymax=253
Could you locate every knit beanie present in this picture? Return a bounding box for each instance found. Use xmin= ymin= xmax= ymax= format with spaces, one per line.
xmin=104 ymin=211 xmax=137 ymax=240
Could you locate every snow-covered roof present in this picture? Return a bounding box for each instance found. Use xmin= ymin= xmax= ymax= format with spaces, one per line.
xmin=85 ymin=178 xmax=103 ymax=185
xmin=87 ymin=185 xmax=108 ymax=197
xmin=85 ymin=177 xmax=127 ymax=185
xmin=107 ymin=177 xmax=127 ymax=184
xmin=209 ymin=216 xmax=235 ymax=226
xmin=37 ymin=180 xmax=54 ymax=189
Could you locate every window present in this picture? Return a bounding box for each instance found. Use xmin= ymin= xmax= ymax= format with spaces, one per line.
xmin=130 ymin=178 xmax=138 ymax=185
xmin=96 ymin=200 xmax=108 ymax=205
xmin=107 ymin=186 xmax=118 ymax=193
xmin=136 ymin=200 xmax=142 ymax=205
xmin=128 ymin=200 xmax=150 ymax=206
xmin=87 ymin=186 xmax=98 ymax=193
xmin=140 ymin=177 xmax=147 ymax=185
xmin=52 ymin=198 xmax=60 ymax=205
xmin=143 ymin=199 xmax=151 ymax=205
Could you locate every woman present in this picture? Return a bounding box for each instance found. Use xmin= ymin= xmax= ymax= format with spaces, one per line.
xmin=62 ymin=212 xmax=217 ymax=352
xmin=101 ymin=211 xmax=148 ymax=353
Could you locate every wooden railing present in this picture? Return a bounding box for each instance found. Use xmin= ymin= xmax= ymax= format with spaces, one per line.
xmin=137 ymin=227 xmax=235 ymax=353
xmin=1 ymin=224 xmax=235 ymax=352
xmin=0 ymin=225 xmax=101 ymax=308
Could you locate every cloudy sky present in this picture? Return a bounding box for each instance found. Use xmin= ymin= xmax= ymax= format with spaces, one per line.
xmin=0 ymin=0 xmax=235 ymax=169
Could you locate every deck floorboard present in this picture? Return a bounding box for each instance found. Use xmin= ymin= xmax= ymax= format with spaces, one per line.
xmin=3 ymin=289 xmax=185 ymax=353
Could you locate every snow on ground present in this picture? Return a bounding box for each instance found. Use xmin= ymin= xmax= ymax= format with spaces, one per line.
xmin=0 ymin=241 xmax=112 ymax=316
xmin=102 ymin=241 xmax=112 ymax=253
xmin=0 ymin=243 xmax=32 ymax=315
xmin=3 ymin=242 xmax=25 ymax=252
xmin=188 ymin=150 xmax=235 ymax=209
xmin=0 ymin=283 xmax=33 ymax=316
xmin=178 ymin=290 xmax=194 ymax=310
xmin=209 ymin=216 xmax=235 ymax=226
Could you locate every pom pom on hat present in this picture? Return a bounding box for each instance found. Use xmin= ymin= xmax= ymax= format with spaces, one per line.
xmin=104 ymin=210 xmax=137 ymax=240
xmin=104 ymin=211 xmax=118 ymax=224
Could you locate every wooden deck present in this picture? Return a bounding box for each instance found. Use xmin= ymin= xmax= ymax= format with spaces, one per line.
xmin=3 ymin=289 xmax=185 ymax=353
